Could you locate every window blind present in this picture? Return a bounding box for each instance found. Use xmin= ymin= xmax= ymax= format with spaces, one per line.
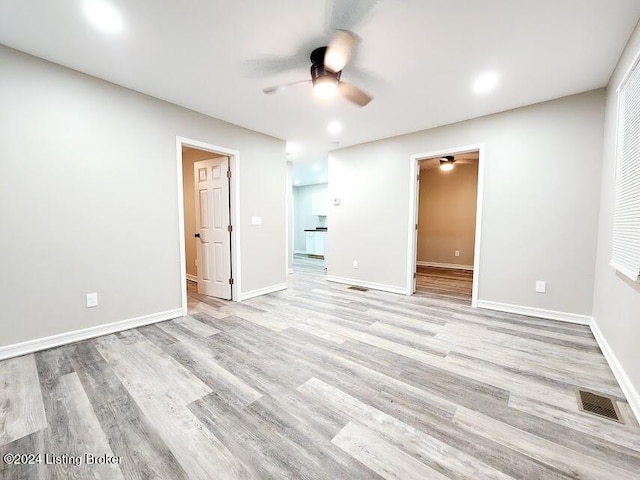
xmin=612 ymin=57 xmax=640 ymax=282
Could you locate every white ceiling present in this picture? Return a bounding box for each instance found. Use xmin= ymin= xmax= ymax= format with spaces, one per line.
xmin=1 ymin=0 xmax=639 ymax=169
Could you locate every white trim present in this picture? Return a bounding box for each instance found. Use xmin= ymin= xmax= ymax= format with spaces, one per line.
xmin=287 ymin=268 xmax=294 ymax=274
xmin=0 ymin=309 xmax=183 ymax=361
xmin=186 ymin=274 xmax=198 ymax=283
xmin=616 ymin=46 xmax=640 ymax=93
xmin=176 ymin=136 xmax=241 ymax=304
xmin=590 ymin=318 xmax=640 ymax=422
xmin=416 ymin=261 xmax=474 ymax=271
xmin=476 ymin=300 xmax=592 ymax=325
xmin=326 ymin=275 xmax=407 ymax=295
xmin=609 ymin=260 xmax=640 ymax=282
xmin=293 ymin=250 xmax=306 ymax=254
xmin=239 ymin=283 xmax=288 ymax=301
xmin=408 ymin=144 xmax=484 ymax=307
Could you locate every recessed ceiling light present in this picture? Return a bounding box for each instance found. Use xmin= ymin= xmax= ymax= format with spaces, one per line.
xmin=286 ymin=142 xmax=300 ymax=156
xmin=83 ymin=0 xmax=124 ymax=34
xmin=473 ymin=72 xmax=499 ymax=94
xmin=328 ymin=121 xmax=342 ymax=134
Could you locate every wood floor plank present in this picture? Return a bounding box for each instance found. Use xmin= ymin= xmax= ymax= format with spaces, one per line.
xmin=165 ymin=340 xmax=263 ymax=407
xmin=1 ymin=272 xmax=639 ymax=479
xmin=332 ymin=421 xmax=451 ymax=480
xmin=71 ymin=342 xmax=189 ymax=480
xmin=0 ymin=355 xmax=46 ymax=446
xmin=43 ymin=372 xmax=125 ymax=480
xmin=453 ymin=406 xmax=638 ymax=480
xmin=301 ymin=377 xmax=515 ymax=480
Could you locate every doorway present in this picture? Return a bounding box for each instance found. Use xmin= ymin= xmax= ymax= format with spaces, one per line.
xmin=176 ymin=137 xmax=240 ymax=313
xmin=290 ymin=161 xmax=329 ymax=276
xmin=408 ymin=145 xmax=484 ymax=307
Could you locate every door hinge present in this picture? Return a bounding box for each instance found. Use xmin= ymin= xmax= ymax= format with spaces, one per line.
xmin=415 ymin=223 xmax=418 ymax=230
xmin=414 ymin=272 xmax=417 ymax=279
xmin=229 ymin=278 xmax=234 ymax=285
xmin=417 ymin=173 xmax=420 ymax=181
xmin=228 ymin=225 xmax=233 ymax=232
xmin=226 ymin=170 xmax=231 ymax=179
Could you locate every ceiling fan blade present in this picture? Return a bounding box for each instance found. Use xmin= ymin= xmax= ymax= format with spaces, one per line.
xmin=338 ymin=82 xmax=373 ymax=106
xmin=263 ymin=80 xmax=311 ymax=95
xmin=325 ymin=30 xmax=359 ymax=73
xmin=325 ymin=0 xmax=379 ymax=33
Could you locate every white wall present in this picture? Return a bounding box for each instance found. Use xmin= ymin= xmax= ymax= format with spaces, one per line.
xmin=328 ymin=90 xmax=605 ymax=315
xmin=293 ymin=183 xmax=328 ymax=252
xmin=592 ymin=23 xmax=640 ymax=414
xmin=0 ymin=45 xmax=286 ymax=348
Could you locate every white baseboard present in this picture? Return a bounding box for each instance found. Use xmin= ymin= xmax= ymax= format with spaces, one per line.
xmin=240 ymin=283 xmax=288 ymax=301
xmin=287 ymin=268 xmax=294 ymax=275
xmin=590 ymin=318 xmax=640 ymax=423
xmin=476 ymin=300 xmax=592 ymax=325
xmin=326 ymin=275 xmax=409 ymax=295
xmin=417 ymin=261 xmax=474 ymax=271
xmin=0 ymin=308 xmax=184 ymax=361
xmin=186 ymin=274 xmax=198 ymax=283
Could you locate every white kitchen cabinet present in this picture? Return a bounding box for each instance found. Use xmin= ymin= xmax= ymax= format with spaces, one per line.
xmin=305 ymin=231 xmax=326 ymax=256
xmin=311 ymin=191 xmax=328 ymax=216
xmin=314 ymin=232 xmax=325 ymax=255
xmin=305 ymin=233 xmax=315 ymax=254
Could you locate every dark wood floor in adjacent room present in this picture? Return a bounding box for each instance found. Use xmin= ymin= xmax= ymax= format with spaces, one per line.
xmin=416 ymin=266 xmax=473 ymax=302
xmin=2 ymin=274 xmax=640 ymax=479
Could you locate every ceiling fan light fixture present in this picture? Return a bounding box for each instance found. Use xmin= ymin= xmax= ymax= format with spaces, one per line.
xmin=328 ymin=121 xmax=342 ymax=134
xmin=313 ymin=77 xmax=339 ymax=99
xmin=440 ymin=162 xmax=454 ymax=171
xmin=440 ymin=156 xmax=455 ymax=171
xmin=473 ymin=72 xmax=499 ymax=94
xmin=83 ymin=0 xmax=124 ymax=34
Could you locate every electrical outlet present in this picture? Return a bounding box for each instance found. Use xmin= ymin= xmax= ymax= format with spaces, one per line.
xmin=353 ymin=260 xmax=359 ymax=269
xmin=535 ymin=281 xmax=546 ymax=293
xmin=86 ymin=293 xmax=98 ymax=308
xmin=455 ymin=250 xmax=460 ymax=257
xmin=251 ymin=216 xmax=262 ymax=225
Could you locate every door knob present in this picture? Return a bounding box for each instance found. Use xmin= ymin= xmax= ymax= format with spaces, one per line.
xmin=194 ymin=233 xmax=201 ymax=238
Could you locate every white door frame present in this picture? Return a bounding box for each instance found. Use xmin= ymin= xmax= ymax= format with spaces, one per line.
xmin=407 ymin=143 xmax=485 ymax=307
xmin=176 ymin=136 xmax=241 ymax=313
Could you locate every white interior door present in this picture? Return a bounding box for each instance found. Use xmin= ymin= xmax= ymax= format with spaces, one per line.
xmin=194 ymin=157 xmax=231 ymax=299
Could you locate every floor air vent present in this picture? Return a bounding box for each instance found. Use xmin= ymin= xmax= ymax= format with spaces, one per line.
xmin=576 ymin=389 xmax=622 ymax=423
xmin=348 ymin=285 xmax=369 ymax=292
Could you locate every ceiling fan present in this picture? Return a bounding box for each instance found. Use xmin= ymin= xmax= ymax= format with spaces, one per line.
xmin=420 ymin=153 xmax=479 ymax=171
xmin=262 ymin=30 xmax=373 ymax=107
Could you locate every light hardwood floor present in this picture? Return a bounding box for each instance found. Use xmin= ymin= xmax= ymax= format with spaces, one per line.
xmin=292 ymin=253 xmax=326 ymax=275
xmin=2 ymin=274 xmax=640 ymax=479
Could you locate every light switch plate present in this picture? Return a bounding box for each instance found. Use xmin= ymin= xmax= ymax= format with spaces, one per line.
xmin=535 ymin=281 xmax=546 ymax=293
xmin=333 ymin=197 xmax=341 ymax=206
xmin=86 ymin=293 xmax=98 ymax=308
xmin=251 ymin=216 xmax=262 ymax=225
xmin=455 ymin=250 xmax=460 ymax=257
